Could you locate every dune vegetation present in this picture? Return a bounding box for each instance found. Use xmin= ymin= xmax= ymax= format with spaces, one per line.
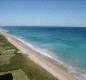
xmin=0 ymin=34 xmax=57 ymax=80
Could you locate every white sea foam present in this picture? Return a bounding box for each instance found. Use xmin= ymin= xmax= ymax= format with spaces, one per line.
xmin=68 ymin=66 xmax=86 ymax=80
xmin=12 ymin=35 xmax=53 ymax=58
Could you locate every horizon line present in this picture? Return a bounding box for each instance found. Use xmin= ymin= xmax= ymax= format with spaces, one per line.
xmin=0 ymin=26 xmax=86 ymax=27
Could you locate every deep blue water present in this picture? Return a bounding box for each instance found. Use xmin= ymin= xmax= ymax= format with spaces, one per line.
xmin=1 ymin=26 xmax=86 ymax=80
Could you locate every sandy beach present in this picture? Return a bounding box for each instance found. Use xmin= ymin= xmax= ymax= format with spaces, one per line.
xmin=0 ymin=31 xmax=76 ymax=80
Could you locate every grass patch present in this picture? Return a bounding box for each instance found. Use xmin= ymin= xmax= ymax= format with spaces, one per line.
xmin=0 ymin=49 xmax=15 ymax=65
xmin=12 ymin=69 xmax=28 ymax=80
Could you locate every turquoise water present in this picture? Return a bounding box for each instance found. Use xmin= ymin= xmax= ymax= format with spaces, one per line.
xmin=1 ymin=26 xmax=86 ymax=80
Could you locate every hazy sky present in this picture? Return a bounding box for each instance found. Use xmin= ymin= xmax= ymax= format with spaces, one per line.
xmin=0 ymin=0 xmax=86 ymax=27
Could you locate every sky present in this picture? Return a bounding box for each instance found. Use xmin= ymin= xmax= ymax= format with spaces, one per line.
xmin=0 ymin=0 xmax=86 ymax=27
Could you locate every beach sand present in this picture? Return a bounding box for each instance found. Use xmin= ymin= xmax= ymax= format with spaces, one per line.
xmin=1 ymin=31 xmax=76 ymax=80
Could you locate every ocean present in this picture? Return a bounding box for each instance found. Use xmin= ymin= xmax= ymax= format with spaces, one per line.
xmin=0 ymin=26 xmax=86 ymax=80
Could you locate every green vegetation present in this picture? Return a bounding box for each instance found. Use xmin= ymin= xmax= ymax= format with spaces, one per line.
xmin=0 ymin=34 xmax=57 ymax=80
xmin=0 ymin=49 xmax=15 ymax=65
xmin=12 ymin=69 xmax=28 ymax=80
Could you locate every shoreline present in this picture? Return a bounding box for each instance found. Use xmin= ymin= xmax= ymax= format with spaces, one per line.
xmin=0 ymin=31 xmax=76 ymax=80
